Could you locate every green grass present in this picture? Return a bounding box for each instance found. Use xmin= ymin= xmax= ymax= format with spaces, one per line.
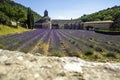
xmin=0 ymin=24 xmax=30 ymax=36
xmin=0 ymin=44 xmax=4 ymax=48
xmin=51 ymin=51 xmax=64 ymax=57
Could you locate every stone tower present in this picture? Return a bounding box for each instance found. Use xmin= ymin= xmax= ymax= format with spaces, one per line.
xmin=35 ymin=10 xmax=51 ymax=29
xmin=44 ymin=10 xmax=48 ymax=17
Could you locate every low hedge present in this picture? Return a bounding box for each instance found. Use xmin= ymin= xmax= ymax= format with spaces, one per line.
xmin=95 ymin=30 xmax=120 ymax=35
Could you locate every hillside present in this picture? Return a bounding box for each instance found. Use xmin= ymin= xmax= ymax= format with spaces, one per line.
xmin=0 ymin=24 xmax=30 ymax=36
xmin=0 ymin=0 xmax=41 ymax=24
xmin=79 ymin=6 xmax=120 ymax=22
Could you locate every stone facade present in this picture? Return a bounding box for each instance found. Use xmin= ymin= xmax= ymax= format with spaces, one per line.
xmin=83 ymin=20 xmax=113 ymax=30
xmin=35 ymin=10 xmax=114 ymax=30
xmin=52 ymin=20 xmax=83 ymax=29
xmin=35 ymin=10 xmax=52 ymax=29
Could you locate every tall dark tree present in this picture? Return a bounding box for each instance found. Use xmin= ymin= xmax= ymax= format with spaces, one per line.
xmin=27 ymin=7 xmax=34 ymax=29
xmin=31 ymin=14 xmax=34 ymax=29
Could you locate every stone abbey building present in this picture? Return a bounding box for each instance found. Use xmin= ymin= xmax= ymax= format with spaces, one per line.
xmin=34 ymin=10 xmax=83 ymax=29
xmin=35 ymin=10 xmax=113 ymax=30
xmin=35 ymin=10 xmax=52 ymax=29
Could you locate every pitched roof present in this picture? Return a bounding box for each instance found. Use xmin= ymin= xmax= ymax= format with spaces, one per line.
xmin=84 ymin=20 xmax=113 ymax=24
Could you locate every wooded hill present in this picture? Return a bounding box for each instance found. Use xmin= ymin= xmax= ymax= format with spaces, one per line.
xmin=0 ymin=0 xmax=41 ymax=24
xmin=79 ymin=6 xmax=120 ymax=22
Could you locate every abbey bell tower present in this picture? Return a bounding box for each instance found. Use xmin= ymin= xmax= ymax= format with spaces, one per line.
xmin=44 ymin=10 xmax=48 ymax=17
xmin=35 ymin=10 xmax=51 ymax=29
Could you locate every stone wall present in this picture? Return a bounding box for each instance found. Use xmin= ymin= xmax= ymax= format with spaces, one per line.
xmin=52 ymin=20 xmax=82 ymax=29
xmin=35 ymin=19 xmax=83 ymax=29
xmin=0 ymin=49 xmax=120 ymax=80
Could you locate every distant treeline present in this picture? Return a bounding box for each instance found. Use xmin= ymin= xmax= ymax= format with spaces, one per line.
xmin=0 ymin=0 xmax=41 ymax=25
xmin=78 ymin=6 xmax=120 ymax=22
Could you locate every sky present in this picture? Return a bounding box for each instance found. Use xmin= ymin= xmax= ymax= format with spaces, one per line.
xmin=13 ymin=0 xmax=120 ymax=19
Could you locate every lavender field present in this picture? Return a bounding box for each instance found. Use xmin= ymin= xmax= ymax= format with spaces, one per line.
xmin=0 ymin=29 xmax=120 ymax=61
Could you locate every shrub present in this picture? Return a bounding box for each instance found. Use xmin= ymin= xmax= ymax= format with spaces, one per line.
xmin=84 ymin=50 xmax=94 ymax=56
xmin=70 ymin=51 xmax=81 ymax=57
xmin=74 ymin=42 xmax=79 ymax=47
xmin=0 ymin=44 xmax=4 ymax=48
xmin=71 ymin=40 xmax=76 ymax=44
xmin=52 ymin=51 xmax=63 ymax=57
xmin=105 ymin=41 xmax=112 ymax=44
xmin=93 ymin=54 xmax=103 ymax=59
xmin=105 ymin=52 xmax=117 ymax=58
xmin=95 ymin=46 xmax=104 ymax=52
xmin=89 ymin=44 xmax=94 ymax=48
xmin=95 ymin=30 xmax=120 ymax=35
xmin=89 ymin=37 xmax=94 ymax=40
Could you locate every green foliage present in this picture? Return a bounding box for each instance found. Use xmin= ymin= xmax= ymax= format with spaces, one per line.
xmin=51 ymin=51 xmax=63 ymax=57
xmin=93 ymin=54 xmax=103 ymax=59
xmin=105 ymin=52 xmax=117 ymax=58
xmin=71 ymin=40 xmax=76 ymax=44
xmin=96 ymin=30 xmax=120 ymax=32
xmin=95 ymin=30 xmax=120 ymax=35
xmin=79 ymin=6 xmax=120 ymax=22
xmin=89 ymin=44 xmax=94 ymax=48
xmin=84 ymin=50 xmax=94 ymax=56
xmin=0 ymin=0 xmax=41 ymax=25
xmin=69 ymin=51 xmax=81 ymax=57
xmin=27 ymin=8 xmax=34 ymax=29
xmin=0 ymin=11 xmax=10 ymax=24
xmin=0 ymin=44 xmax=4 ymax=48
xmin=95 ymin=46 xmax=104 ymax=52
xmin=110 ymin=12 xmax=120 ymax=30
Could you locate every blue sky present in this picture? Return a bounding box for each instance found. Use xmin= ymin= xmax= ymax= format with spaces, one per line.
xmin=13 ymin=0 xmax=120 ymax=19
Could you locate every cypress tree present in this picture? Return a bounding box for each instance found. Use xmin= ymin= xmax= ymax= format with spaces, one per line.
xmin=27 ymin=7 xmax=34 ymax=29
xmin=27 ymin=7 xmax=30 ymax=29
xmin=31 ymin=14 xmax=34 ymax=29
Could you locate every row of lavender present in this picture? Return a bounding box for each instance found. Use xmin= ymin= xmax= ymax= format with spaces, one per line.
xmin=0 ymin=29 xmax=120 ymax=57
xmin=59 ymin=30 xmax=120 ymax=53
xmin=0 ymin=29 xmax=47 ymax=53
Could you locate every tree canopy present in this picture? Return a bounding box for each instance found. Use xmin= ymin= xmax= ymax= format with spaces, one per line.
xmin=0 ymin=0 xmax=41 ymax=25
xmin=110 ymin=12 xmax=120 ymax=30
xmin=78 ymin=6 xmax=120 ymax=22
